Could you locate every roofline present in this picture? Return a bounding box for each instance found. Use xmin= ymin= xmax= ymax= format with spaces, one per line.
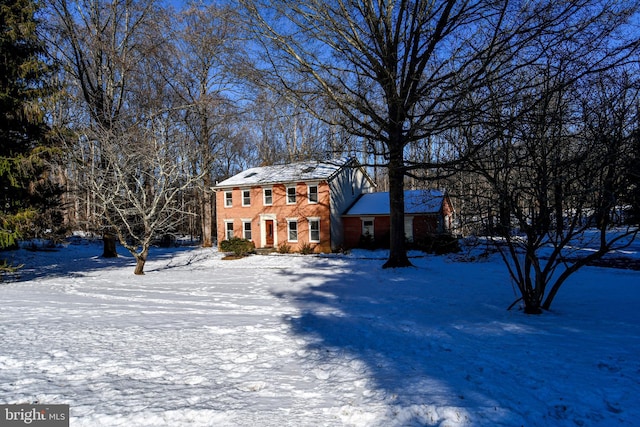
xmin=342 ymin=212 xmax=442 ymax=217
xmin=212 ymin=178 xmax=327 ymax=191
xmin=342 ymin=189 xmax=450 ymax=216
xmin=327 ymin=157 xmax=376 ymax=187
xmin=212 ymin=157 xmax=376 ymax=190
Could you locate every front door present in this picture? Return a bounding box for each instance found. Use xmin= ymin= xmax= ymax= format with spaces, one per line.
xmin=265 ymin=220 xmax=274 ymax=247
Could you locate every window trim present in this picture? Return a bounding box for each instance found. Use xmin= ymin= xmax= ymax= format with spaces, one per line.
xmin=242 ymin=219 xmax=252 ymax=240
xmin=242 ymin=189 xmax=251 ymax=207
xmin=404 ymin=216 xmax=414 ymax=242
xmin=263 ymin=187 xmax=273 ymax=206
xmin=307 ymin=217 xmax=320 ymax=243
xmin=224 ymin=220 xmax=234 ymax=240
xmin=307 ymin=184 xmax=319 ymax=204
xmin=287 ymin=218 xmax=298 ymax=242
xmin=361 ymin=217 xmax=374 ymax=239
xmin=286 ymin=186 xmax=297 ymax=205
xmin=224 ymin=191 xmax=233 ymax=208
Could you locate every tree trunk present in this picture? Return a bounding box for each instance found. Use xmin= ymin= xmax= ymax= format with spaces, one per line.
xmin=134 ymin=249 xmax=148 ymax=275
xmin=201 ymin=184 xmax=213 ymax=248
xmin=523 ymin=303 xmax=543 ymax=315
xmin=521 ymin=284 xmax=543 ymax=314
xmin=102 ymin=232 xmax=118 ymax=258
xmin=383 ymin=143 xmax=412 ymax=268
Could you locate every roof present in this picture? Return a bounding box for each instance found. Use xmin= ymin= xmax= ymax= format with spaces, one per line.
xmin=344 ymin=189 xmax=446 ymax=216
xmin=214 ymin=158 xmax=356 ymax=188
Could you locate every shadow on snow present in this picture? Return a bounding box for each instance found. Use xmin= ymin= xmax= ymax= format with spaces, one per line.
xmin=1 ymin=241 xmax=202 ymax=282
xmin=269 ymin=254 xmax=563 ymax=426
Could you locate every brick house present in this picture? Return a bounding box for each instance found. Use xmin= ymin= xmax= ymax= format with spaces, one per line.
xmin=342 ymin=189 xmax=455 ymax=249
xmin=213 ymin=158 xmax=374 ymax=253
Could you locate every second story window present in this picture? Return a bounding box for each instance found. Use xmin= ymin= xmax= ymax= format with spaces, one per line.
xmin=287 ymin=186 xmax=297 ymax=204
xmin=308 ymin=185 xmax=318 ymax=204
xmin=263 ymin=188 xmax=273 ymax=206
xmin=224 ymin=191 xmax=233 ymax=207
xmin=242 ymin=189 xmax=251 ymax=206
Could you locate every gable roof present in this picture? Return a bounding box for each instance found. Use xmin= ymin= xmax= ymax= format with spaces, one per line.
xmin=214 ymin=157 xmax=362 ymax=188
xmin=344 ymin=189 xmax=447 ymax=216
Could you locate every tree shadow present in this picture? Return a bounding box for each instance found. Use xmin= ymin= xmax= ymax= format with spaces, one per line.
xmin=270 ymin=254 xmax=540 ymax=426
xmin=1 ymin=241 xmax=202 ymax=282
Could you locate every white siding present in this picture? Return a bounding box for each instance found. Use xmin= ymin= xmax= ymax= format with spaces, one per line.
xmin=329 ymin=165 xmax=375 ymax=249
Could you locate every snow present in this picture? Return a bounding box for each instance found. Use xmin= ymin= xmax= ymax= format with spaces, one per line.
xmin=344 ymin=190 xmax=445 ymax=215
xmin=214 ymin=158 xmax=351 ymax=188
xmin=1 ymin=240 xmax=639 ymax=426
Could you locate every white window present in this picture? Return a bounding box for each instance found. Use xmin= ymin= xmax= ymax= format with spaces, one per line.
xmin=286 ymin=186 xmax=297 ymax=204
xmin=404 ymin=216 xmax=414 ymax=242
xmin=362 ymin=217 xmax=374 ymax=239
xmin=242 ymin=220 xmax=252 ymax=240
xmin=263 ymin=188 xmax=273 ymax=206
xmin=224 ymin=191 xmax=233 ymax=207
xmin=224 ymin=220 xmax=234 ymax=240
xmin=287 ymin=219 xmax=298 ymax=242
xmin=308 ymin=184 xmax=318 ymax=204
xmin=308 ymin=218 xmax=320 ymax=242
xmin=242 ymin=189 xmax=251 ymax=206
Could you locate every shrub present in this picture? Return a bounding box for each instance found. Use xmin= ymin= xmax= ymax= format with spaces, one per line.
xmin=411 ymin=233 xmax=461 ymax=254
xmin=358 ymin=232 xmax=389 ymax=250
xmin=299 ymin=242 xmax=314 ymax=254
xmin=358 ymin=233 xmax=374 ymax=249
xmin=220 ymin=237 xmax=255 ymax=257
xmin=277 ymin=242 xmax=291 ymax=254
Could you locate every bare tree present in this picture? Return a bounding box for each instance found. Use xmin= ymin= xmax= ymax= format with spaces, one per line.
xmin=464 ymin=59 xmax=640 ymax=313
xmin=244 ymin=90 xmax=346 ymax=165
xmin=47 ymin=0 xmax=207 ymax=274
xmin=241 ymin=0 xmax=636 ymax=267
xmin=81 ymin=117 xmax=199 ymax=274
xmin=46 ymin=0 xmax=159 ymax=256
xmin=159 ymin=3 xmax=243 ymax=248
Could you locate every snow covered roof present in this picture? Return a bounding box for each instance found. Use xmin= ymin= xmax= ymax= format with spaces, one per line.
xmin=214 ymin=158 xmax=355 ymax=188
xmin=344 ymin=189 xmax=446 ymax=216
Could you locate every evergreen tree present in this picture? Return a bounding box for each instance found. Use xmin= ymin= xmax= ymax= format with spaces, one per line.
xmin=0 ymin=0 xmax=59 ymax=252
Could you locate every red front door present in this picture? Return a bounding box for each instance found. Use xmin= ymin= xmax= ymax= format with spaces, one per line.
xmin=265 ymin=220 xmax=274 ymax=247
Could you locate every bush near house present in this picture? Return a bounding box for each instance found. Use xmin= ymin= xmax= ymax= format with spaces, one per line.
xmin=410 ymin=233 xmax=461 ymax=255
xmin=358 ymin=232 xmax=390 ymax=250
xmin=278 ymin=242 xmax=292 ymax=254
xmin=299 ymin=242 xmax=315 ymax=254
xmin=220 ymin=238 xmax=255 ymax=257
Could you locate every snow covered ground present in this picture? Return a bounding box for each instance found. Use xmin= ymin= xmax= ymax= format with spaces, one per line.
xmin=0 ymin=239 xmax=639 ymax=426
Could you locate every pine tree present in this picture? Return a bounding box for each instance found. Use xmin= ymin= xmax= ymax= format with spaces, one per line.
xmin=1 ymin=0 xmax=59 ymax=251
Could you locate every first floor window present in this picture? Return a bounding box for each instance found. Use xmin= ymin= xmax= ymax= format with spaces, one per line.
xmin=362 ymin=218 xmax=374 ymax=238
xmin=404 ymin=216 xmax=414 ymax=242
xmin=243 ymin=221 xmax=252 ymax=240
xmin=288 ymin=219 xmax=298 ymax=242
xmin=309 ymin=218 xmax=320 ymax=242
xmin=225 ymin=221 xmax=234 ymax=240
